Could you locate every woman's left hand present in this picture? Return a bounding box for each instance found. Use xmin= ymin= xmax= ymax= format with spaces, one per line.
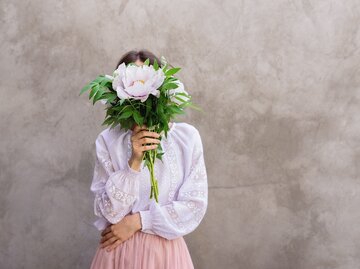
xmin=100 ymin=212 xmax=142 ymax=252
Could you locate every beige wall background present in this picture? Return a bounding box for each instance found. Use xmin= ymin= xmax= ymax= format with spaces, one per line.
xmin=1 ymin=0 xmax=360 ymax=268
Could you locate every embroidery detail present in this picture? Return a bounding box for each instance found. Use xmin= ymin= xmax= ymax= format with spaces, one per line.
xmin=185 ymin=200 xmax=205 ymax=222
xmin=95 ymin=192 xmax=127 ymax=223
xmin=166 ymin=206 xmax=185 ymax=229
xmin=94 ymin=194 xmax=102 ymax=216
xmin=93 ymin=156 xmax=110 ymax=186
xmin=189 ymin=150 xmax=207 ymax=182
xmin=127 ymin=133 xmax=132 ymax=160
xmin=166 ymin=139 xmax=180 ymax=202
xmin=165 ymin=136 xmax=208 ymax=230
xmin=97 ymin=149 xmax=115 ymax=176
xmin=107 ymin=180 xmax=136 ymax=205
xmin=180 ymin=189 xmax=206 ymax=199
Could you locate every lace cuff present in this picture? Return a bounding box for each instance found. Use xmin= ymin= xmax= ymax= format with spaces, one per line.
xmin=139 ymin=210 xmax=153 ymax=231
xmin=104 ymin=161 xmax=142 ymax=206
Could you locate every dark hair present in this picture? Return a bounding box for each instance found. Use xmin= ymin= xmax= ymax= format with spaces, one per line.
xmin=115 ymin=49 xmax=172 ymax=69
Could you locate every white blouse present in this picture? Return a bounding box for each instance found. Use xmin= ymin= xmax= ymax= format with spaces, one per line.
xmin=90 ymin=121 xmax=208 ymax=240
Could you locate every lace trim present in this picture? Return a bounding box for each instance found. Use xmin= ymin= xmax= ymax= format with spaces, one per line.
xmin=127 ymin=134 xmax=132 ymax=159
xmin=185 ymin=200 xmax=205 ymax=223
xmin=94 ymin=194 xmax=102 ymax=216
xmin=97 ymin=148 xmax=115 ymax=176
xmin=166 ymin=206 xmax=185 ymax=229
xmin=180 ymin=189 xmax=206 ymax=199
xmin=166 ymin=137 xmax=208 ymax=229
xmin=166 ymin=139 xmax=180 ymax=202
xmin=166 ymin=202 xmax=205 ymax=231
xmin=107 ymin=180 xmax=136 ymax=205
xmin=189 ymin=149 xmax=207 ymax=183
xmin=93 ymin=158 xmax=104 ymax=183
xmin=95 ymin=192 xmax=126 ymax=223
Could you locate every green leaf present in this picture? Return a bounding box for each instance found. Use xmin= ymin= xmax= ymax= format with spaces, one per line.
xmin=79 ymin=84 xmax=92 ymax=95
xmin=102 ymin=117 xmax=114 ymax=126
xmin=100 ymin=78 xmax=112 ymax=87
xmin=119 ymin=110 xmax=133 ymax=119
xmin=102 ymin=92 xmax=117 ymax=102
xmin=169 ymin=76 xmax=178 ymax=80
xmin=113 ymin=104 xmax=131 ymax=113
xmin=93 ymin=88 xmax=106 ymax=104
xmin=175 ymin=92 xmax=191 ymax=98
xmin=89 ymin=85 xmax=99 ymax=100
xmin=133 ymin=110 xmax=143 ymax=125
xmin=174 ymin=96 xmax=188 ymax=103
xmin=163 ymin=82 xmax=179 ymax=90
xmin=144 ymin=58 xmax=150 ymax=66
xmin=165 ymin=67 xmax=181 ymax=77
xmin=153 ymin=58 xmax=159 ymax=70
xmin=168 ymin=106 xmax=183 ymax=114
xmin=162 ymin=63 xmax=168 ymax=72
xmin=105 ymin=108 xmax=112 ymax=116
xmin=90 ymin=75 xmax=104 ymax=84
xmin=145 ymin=98 xmax=152 ymax=118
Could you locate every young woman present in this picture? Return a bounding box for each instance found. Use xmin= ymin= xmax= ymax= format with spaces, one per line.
xmin=89 ymin=50 xmax=208 ymax=269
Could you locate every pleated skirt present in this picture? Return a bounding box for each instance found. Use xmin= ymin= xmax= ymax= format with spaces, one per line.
xmin=89 ymin=231 xmax=194 ymax=269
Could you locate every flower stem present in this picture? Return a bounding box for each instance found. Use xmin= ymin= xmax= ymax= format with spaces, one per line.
xmin=148 ymin=148 xmax=159 ymax=203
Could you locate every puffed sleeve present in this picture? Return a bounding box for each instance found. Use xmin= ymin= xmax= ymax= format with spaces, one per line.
xmin=90 ymin=132 xmax=142 ymax=229
xmin=138 ymin=129 xmax=208 ymax=240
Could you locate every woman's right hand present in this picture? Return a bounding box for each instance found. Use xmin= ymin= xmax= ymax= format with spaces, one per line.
xmin=128 ymin=124 xmax=161 ymax=172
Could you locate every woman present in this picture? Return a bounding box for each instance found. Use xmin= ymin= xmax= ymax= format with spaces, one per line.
xmin=89 ymin=50 xmax=208 ymax=269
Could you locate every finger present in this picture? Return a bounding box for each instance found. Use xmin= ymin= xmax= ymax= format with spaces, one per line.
xmin=106 ymin=239 xmax=122 ymax=252
xmin=132 ymin=130 xmax=160 ymax=141
xmin=101 ymin=226 xmax=112 ymax=237
xmin=100 ymin=231 xmax=114 ymax=243
xmin=133 ymin=124 xmax=147 ymax=134
xmin=139 ymin=137 xmax=161 ymax=145
xmin=101 ymin=236 xmax=118 ymax=249
xmin=140 ymin=144 xmax=159 ymax=152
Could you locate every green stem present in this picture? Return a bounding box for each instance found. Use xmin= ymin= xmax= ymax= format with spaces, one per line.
xmin=148 ymin=148 xmax=159 ymax=203
xmin=153 ymin=149 xmax=159 ymax=198
xmin=145 ymin=124 xmax=161 ymax=203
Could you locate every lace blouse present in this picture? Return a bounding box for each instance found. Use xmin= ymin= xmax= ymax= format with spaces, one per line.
xmin=90 ymin=121 xmax=208 ymax=240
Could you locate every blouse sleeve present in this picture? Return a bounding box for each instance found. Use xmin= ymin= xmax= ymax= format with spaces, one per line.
xmin=90 ymin=132 xmax=142 ymax=227
xmin=138 ymin=129 xmax=208 ymax=240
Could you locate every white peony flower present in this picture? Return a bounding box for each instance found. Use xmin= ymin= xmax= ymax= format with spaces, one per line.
xmin=112 ymin=63 xmax=165 ymax=102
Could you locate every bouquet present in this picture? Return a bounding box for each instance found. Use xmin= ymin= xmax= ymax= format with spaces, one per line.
xmin=79 ymin=57 xmax=201 ymax=203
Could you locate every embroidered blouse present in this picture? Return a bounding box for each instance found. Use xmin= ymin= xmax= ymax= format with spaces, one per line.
xmin=90 ymin=121 xmax=208 ymax=240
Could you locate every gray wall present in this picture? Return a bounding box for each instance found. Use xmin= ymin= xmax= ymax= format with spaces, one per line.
xmin=1 ymin=0 xmax=360 ymax=268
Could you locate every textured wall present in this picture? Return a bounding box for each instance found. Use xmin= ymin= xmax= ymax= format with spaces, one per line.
xmin=1 ymin=0 xmax=360 ymax=268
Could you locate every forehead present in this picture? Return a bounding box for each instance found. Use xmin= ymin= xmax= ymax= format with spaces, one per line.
xmin=134 ymin=59 xmax=144 ymax=66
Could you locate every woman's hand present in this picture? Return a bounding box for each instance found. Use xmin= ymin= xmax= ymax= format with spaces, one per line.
xmin=100 ymin=213 xmax=142 ymax=252
xmin=128 ymin=124 xmax=161 ymax=172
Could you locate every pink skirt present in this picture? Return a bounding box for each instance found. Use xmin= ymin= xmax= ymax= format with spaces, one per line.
xmin=89 ymin=231 xmax=194 ymax=269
